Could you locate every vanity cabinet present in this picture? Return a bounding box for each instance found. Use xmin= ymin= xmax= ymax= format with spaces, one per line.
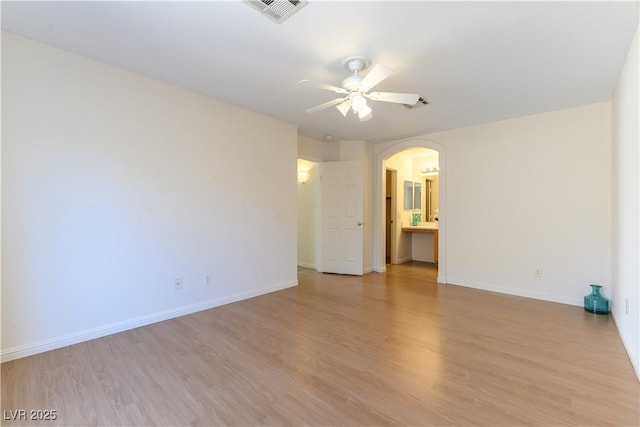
xmin=401 ymin=227 xmax=438 ymax=264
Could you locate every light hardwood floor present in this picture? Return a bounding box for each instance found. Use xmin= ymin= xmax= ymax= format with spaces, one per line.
xmin=297 ymin=266 xmax=317 ymax=279
xmin=2 ymin=262 xmax=638 ymax=426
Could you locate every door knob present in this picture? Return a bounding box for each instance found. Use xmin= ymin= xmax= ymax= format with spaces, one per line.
xmin=357 ymin=221 xmax=363 ymax=226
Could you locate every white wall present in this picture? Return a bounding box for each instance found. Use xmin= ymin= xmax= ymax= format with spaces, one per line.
xmin=364 ymin=142 xmax=375 ymax=272
xmin=611 ymin=25 xmax=639 ymax=380
xmin=297 ymin=135 xmax=328 ymax=162
xmin=1 ymin=32 xmax=298 ymax=361
xmin=435 ymin=102 xmax=612 ymax=306
xmin=376 ymin=102 xmax=612 ymax=306
xmin=411 ymin=233 xmax=436 ymax=263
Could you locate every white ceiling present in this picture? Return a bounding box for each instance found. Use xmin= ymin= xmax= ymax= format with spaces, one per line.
xmin=2 ymin=1 xmax=638 ymax=144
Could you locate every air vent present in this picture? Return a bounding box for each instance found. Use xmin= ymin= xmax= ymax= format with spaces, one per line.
xmin=403 ymin=97 xmax=430 ymax=109
xmin=245 ymin=0 xmax=308 ymax=24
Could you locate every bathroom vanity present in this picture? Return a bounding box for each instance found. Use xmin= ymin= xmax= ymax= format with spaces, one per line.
xmin=402 ymin=224 xmax=438 ymax=264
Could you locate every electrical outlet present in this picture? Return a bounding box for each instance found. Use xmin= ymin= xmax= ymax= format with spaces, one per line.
xmin=204 ymin=274 xmax=210 ymax=286
xmin=534 ymin=268 xmax=543 ymax=278
xmin=174 ymin=278 xmax=183 ymax=290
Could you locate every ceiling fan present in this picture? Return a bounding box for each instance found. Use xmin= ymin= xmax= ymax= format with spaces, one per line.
xmin=300 ymin=56 xmax=420 ymax=122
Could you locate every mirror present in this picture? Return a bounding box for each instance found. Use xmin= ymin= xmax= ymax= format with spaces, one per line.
xmin=404 ymin=180 xmax=413 ymax=210
xmin=414 ymin=182 xmax=422 ymax=210
xmin=404 ymin=180 xmax=422 ymax=210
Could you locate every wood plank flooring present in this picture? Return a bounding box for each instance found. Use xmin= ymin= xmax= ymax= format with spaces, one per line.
xmin=2 ymin=261 xmax=638 ymax=426
xmin=297 ymin=266 xmax=317 ymax=279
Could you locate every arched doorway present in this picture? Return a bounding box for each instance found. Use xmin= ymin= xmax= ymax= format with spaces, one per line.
xmin=373 ymin=138 xmax=447 ymax=284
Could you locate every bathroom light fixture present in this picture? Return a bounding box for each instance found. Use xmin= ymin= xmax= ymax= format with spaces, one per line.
xmin=298 ymin=169 xmax=309 ymax=183
xmin=420 ymin=166 xmax=439 ymax=176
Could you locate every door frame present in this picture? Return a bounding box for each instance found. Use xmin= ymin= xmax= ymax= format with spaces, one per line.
xmin=385 ymin=168 xmax=397 ymax=265
xmin=373 ymin=138 xmax=447 ymax=284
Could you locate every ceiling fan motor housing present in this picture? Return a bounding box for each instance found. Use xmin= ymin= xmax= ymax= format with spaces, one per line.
xmin=343 ymin=56 xmax=370 ymax=74
xmin=342 ymin=75 xmax=364 ymax=91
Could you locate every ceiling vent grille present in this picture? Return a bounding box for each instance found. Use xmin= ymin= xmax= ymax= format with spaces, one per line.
xmin=245 ymin=0 xmax=308 ymax=24
xmin=403 ymin=97 xmax=430 ymax=109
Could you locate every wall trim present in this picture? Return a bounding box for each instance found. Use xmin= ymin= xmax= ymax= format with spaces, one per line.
xmin=612 ymin=312 xmax=640 ymax=382
xmin=297 ymin=262 xmax=317 ymax=270
xmin=446 ymin=278 xmax=583 ymax=307
xmin=1 ymin=280 xmax=298 ymax=363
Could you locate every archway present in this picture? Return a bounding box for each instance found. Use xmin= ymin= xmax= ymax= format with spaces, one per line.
xmin=373 ymin=138 xmax=447 ymax=284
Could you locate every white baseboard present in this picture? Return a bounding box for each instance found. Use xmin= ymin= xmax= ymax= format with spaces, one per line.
xmin=612 ymin=313 xmax=640 ymax=382
xmin=374 ymin=266 xmax=387 ymax=273
xmin=445 ymin=277 xmax=583 ymax=307
xmin=297 ymin=262 xmax=317 ymax=270
xmin=1 ymin=280 xmax=298 ymax=363
xmin=396 ymin=256 xmax=413 ymax=264
xmin=412 ymin=256 xmax=436 ymax=263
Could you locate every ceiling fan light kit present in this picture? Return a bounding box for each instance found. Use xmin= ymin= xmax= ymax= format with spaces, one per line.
xmin=301 ymin=56 xmax=420 ymax=122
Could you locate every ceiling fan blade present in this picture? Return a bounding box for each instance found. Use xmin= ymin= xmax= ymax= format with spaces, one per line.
xmin=299 ymin=79 xmax=348 ymax=94
xmin=335 ymin=100 xmax=351 ymax=117
xmin=360 ymin=64 xmax=393 ymax=92
xmin=305 ymin=97 xmax=347 ymax=113
xmin=366 ymin=92 xmax=420 ymax=105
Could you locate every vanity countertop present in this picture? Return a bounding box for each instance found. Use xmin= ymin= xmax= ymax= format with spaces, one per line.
xmin=402 ymin=225 xmax=438 ymax=231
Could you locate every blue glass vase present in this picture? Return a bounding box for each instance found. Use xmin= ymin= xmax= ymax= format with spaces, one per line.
xmin=584 ymin=284 xmax=610 ymax=314
xmin=411 ymin=213 xmax=421 ymax=226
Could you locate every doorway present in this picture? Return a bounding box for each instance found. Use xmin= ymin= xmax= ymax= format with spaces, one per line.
xmin=374 ymin=139 xmax=447 ymax=283
xmin=383 ymin=148 xmax=439 ymax=268
xmin=385 ymin=169 xmax=396 ymax=265
xmin=297 ymin=158 xmax=320 ymax=272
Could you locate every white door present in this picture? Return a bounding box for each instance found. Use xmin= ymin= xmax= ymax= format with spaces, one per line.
xmin=320 ymin=160 xmax=364 ymax=275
